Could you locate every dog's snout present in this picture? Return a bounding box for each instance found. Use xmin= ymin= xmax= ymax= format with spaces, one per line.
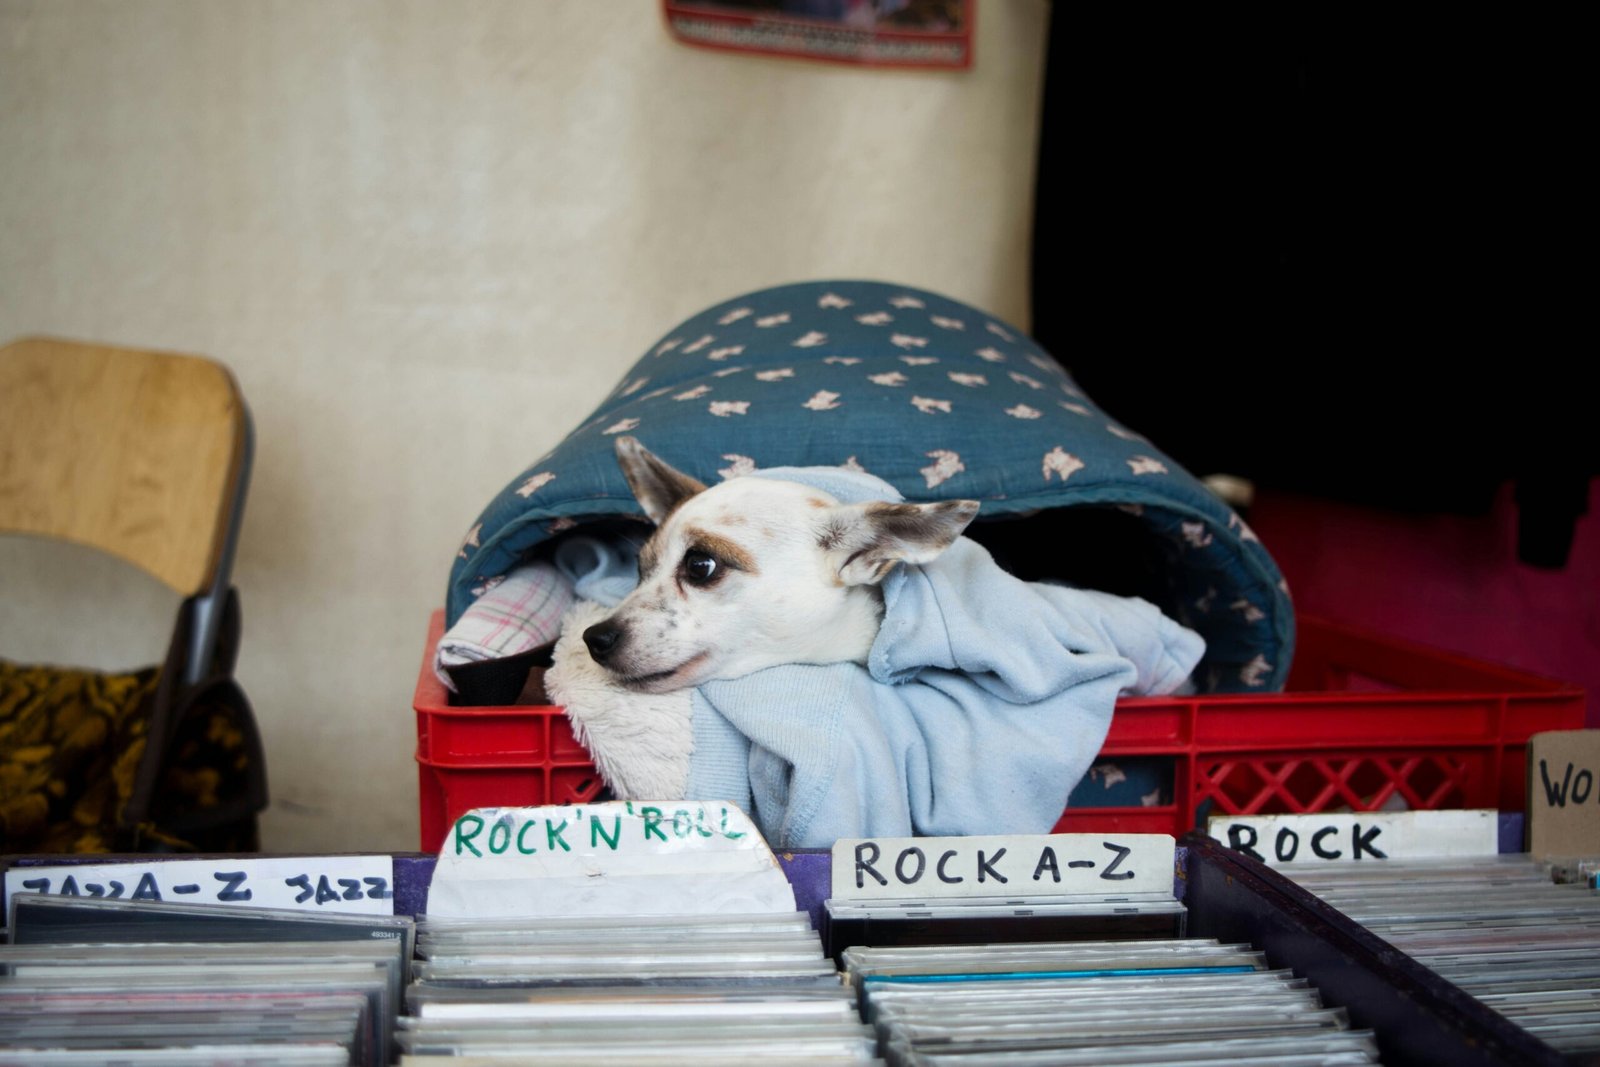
xmin=583 ymin=620 xmax=624 ymax=664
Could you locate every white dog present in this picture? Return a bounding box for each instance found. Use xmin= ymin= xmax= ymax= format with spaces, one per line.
xmin=582 ymin=436 xmax=980 ymax=693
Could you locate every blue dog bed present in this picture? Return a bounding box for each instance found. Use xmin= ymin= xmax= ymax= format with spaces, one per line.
xmin=447 ymin=280 xmax=1293 ymax=693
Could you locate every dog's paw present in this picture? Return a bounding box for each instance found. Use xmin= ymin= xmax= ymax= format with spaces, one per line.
xmin=546 ymin=600 xmax=695 ymax=800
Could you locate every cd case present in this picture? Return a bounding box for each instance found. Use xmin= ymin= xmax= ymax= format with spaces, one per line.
xmin=1279 ymin=855 xmax=1600 ymax=1058
xmin=0 ymin=894 xmax=416 ymax=1066
xmin=400 ymin=909 xmax=874 ymax=1062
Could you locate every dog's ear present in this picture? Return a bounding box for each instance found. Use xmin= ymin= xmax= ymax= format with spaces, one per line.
xmin=823 ymin=499 xmax=981 ymax=586
xmin=614 ymin=436 xmax=707 ymax=524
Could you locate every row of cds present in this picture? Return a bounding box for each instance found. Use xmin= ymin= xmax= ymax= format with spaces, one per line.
xmin=0 ymin=894 xmax=416 ymax=1066
xmin=9 ymin=847 xmax=1595 ymax=1063
xmin=841 ymin=939 xmax=1383 ymax=1066
xmin=399 ymin=910 xmax=876 ymax=1063
xmin=1280 ymin=854 xmax=1600 ymax=1057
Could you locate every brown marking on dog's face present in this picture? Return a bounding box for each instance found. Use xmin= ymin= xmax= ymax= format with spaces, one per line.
xmin=637 ymin=529 xmax=666 ymax=579
xmin=682 ymin=526 xmax=759 ymax=576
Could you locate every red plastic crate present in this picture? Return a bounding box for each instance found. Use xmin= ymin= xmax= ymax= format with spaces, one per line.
xmin=415 ymin=611 xmax=607 ymax=852
xmin=414 ymin=610 xmax=1584 ymax=852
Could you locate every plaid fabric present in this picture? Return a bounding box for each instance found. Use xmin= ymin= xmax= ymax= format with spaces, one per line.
xmin=434 ymin=560 xmax=575 ymax=689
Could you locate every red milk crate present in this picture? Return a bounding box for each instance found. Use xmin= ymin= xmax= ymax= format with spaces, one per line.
xmin=414 ymin=610 xmax=1584 ymax=852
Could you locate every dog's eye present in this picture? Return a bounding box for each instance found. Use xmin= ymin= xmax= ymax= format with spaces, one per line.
xmin=681 ymin=550 xmax=719 ymax=586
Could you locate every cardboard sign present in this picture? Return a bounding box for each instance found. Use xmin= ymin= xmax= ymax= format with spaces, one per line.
xmin=1207 ymin=810 xmax=1497 ymax=866
xmin=4 ymin=855 xmax=395 ymax=915
xmin=426 ymin=802 xmax=796 ymax=919
xmin=1527 ymin=729 xmax=1600 ymax=859
xmin=830 ymin=833 xmax=1176 ymax=903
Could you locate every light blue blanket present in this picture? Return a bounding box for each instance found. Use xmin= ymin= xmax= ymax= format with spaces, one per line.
xmin=564 ymin=465 xmax=1205 ymax=849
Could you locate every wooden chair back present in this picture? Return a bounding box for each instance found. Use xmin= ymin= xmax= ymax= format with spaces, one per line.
xmin=0 ymin=336 xmax=249 ymax=597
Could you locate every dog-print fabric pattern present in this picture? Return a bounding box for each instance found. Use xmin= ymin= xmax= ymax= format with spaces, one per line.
xmin=448 ymin=280 xmax=1293 ymax=693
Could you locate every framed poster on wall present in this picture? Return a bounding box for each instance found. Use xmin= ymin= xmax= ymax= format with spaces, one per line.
xmin=664 ymin=0 xmax=974 ymax=69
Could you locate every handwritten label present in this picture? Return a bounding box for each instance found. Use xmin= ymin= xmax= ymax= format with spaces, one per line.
xmin=1208 ymin=810 xmax=1497 ymax=866
xmin=426 ymin=802 xmax=796 ymax=919
xmin=1527 ymin=729 xmax=1600 ymax=859
xmin=829 ymin=833 xmax=1176 ymax=903
xmin=4 ymin=855 xmax=395 ymax=914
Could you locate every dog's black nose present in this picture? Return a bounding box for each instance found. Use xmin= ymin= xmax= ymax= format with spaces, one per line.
xmin=583 ymin=621 xmax=624 ymax=664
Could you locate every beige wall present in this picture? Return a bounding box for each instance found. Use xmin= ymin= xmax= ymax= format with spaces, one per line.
xmin=0 ymin=0 xmax=1049 ymax=852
